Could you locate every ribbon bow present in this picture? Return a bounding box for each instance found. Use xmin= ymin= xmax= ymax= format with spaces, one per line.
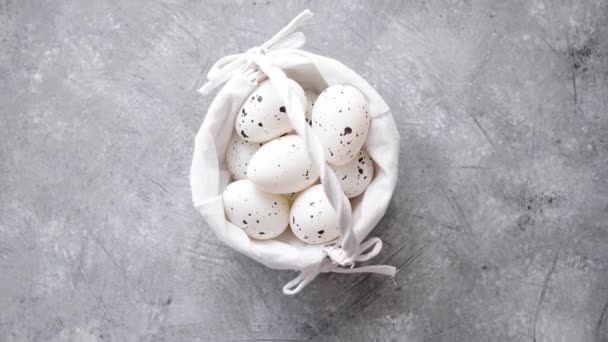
xmin=198 ymin=9 xmax=314 ymax=94
xmin=199 ymin=9 xmax=397 ymax=295
xmin=282 ymin=238 xmax=397 ymax=295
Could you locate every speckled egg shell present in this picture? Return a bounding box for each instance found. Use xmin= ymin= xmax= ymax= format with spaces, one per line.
xmin=304 ymin=90 xmax=318 ymax=127
xmin=248 ymin=135 xmax=319 ymax=194
xmin=311 ymin=85 xmax=370 ymax=165
xmin=222 ymin=180 xmax=290 ymax=240
xmin=235 ymin=79 xmax=307 ymax=142
xmin=225 ymin=133 xmax=265 ymax=180
xmin=330 ymin=149 xmax=374 ymax=198
xmin=289 ymin=185 xmax=340 ymax=244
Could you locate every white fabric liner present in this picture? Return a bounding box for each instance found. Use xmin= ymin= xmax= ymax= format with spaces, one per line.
xmin=190 ymin=10 xmax=400 ymax=295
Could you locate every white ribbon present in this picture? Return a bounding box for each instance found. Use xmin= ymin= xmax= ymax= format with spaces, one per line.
xmin=199 ymin=9 xmax=397 ymax=295
xmin=283 ymin=238 xmax=396 ymax=296
xmin=198 ymin=9 xmax=314 ymax=94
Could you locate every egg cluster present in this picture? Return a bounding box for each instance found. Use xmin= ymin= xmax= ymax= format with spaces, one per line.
xmin=222 ymin=79 xmax=375 ymax=244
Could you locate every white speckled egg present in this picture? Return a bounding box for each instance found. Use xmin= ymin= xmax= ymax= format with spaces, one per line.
xmin=304 ymin=90 xmax=318 ymax=127
xmin=289 ymin=185 xmax=340 ymax=244
xmin=235 ymin=79 xmax=307 ymax=142
xmin=248 ymin=135 xmax=319 ymax=194
xmin=225 ymin=133 xmax=265 ymax=180
xmin=222 ymin=180 xmax=290 ymax=240
xmin=330 ymin=149 xmax=374 ymax=198
xmin=312 ymin=85 xmax=370 ymax=165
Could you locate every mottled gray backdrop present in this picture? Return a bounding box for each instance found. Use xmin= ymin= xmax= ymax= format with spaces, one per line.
xmin=1 ymin=1 xmax=607 ymax=341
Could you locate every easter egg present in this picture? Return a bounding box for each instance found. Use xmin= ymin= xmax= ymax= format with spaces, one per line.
xmin=312 ymin=85 xmax=370 ymax=165
xmin=289 ymin=185 xmax=340 ymax=244
xmin=330 ymin=149 xmax=374 ymax=198
xmin=248 ymin=135 xmax=319 ymax=194
xmin=225 ymin=133 xmax=264 ymax=180
xmin=222 ymin=180 xmax=290 ymax=240
xmin=235 ymin=79 xmax=306 ymax=142
xmin=304 ymin=90 xmax=318 ymax=127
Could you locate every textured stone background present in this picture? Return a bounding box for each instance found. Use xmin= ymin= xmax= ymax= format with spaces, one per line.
xmin=1 ymin=1 xmax=608 ymax=341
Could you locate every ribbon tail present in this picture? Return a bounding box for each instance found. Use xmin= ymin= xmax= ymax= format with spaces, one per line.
xmin=354 ymin=237 xmax=383 ymax=262
xmin=198 ymin=53 xmax=249 ymax=94
xmin=283 ymin=269 xmax=321 ymax=295
xmin=330 ymin=264 xmax=397 ymax=277
xmin=198 ymin=81 xmax=215 ymax=95
xmin=262 ymin=9 xmax=314 ymax=50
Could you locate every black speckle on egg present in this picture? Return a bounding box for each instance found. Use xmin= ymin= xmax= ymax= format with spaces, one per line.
xmin=342 ymin=175 xmax=347 ymax=180
xmin=258 ymin=122 xmax=263 ymax=127
xmin=279 ymin=106 xmax=286 ymax=113
xmin=241 ymin=130 xmax=249 ymax=138
xmin=257 ymin=96 xmax=262 ymax=102
xmin=310 ymin=202 xmax=315 ymax=206
xmin=242 ymin=108 xmax=247 ymax=116
xmin=259 ymin=232 xmax=265 ymax=235
xmin=256 ymin=220 xmax=259 ymax=224
xmin=242 ymin=220 xmax=248 ymax=224
xmin=358 ymin=167 xmax=363 ymax=174
xmin=318 ymin=230 xmax=324 ymax=235
xmin=359 ymin=157 xmax=364 ymax=162
xmin=343 ymin=127 xmax=352 ymax=135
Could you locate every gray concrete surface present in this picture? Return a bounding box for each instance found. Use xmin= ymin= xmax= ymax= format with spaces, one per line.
xmin=1 ymin=1 xmax=608 ymax=341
